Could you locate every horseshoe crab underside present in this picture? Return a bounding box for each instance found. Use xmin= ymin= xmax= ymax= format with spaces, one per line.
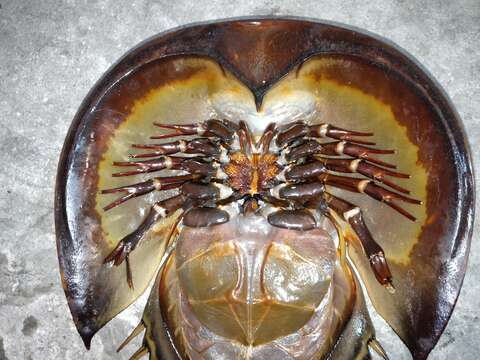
xmin=55 ymin=18 xmax=474 ymax=360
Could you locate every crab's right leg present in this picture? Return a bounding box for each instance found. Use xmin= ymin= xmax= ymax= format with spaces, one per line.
xmin=103 ymin=193 xmax=188 ymax=289
xmin=265 ymin=177 xmax=395 ymax=290
xmin=151 ymin=118 xmax=236 ymax=143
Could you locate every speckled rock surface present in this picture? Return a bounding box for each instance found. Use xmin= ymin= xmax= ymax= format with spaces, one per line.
xmin=0 ymin=1 xmax=478 ymax=359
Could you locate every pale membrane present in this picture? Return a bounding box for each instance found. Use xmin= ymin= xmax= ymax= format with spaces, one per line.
xmin=161 ymin=215 xmax=355 ymax=359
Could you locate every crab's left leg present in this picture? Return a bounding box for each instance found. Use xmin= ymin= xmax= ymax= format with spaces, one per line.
xmin=276 ymin=121 xmax=375 ymax=147
xmin=104 ymin=193 xmax=188 ymax=288
xmin=285 ymin=139 xmax=397 ymax=169
xmin=323 ymin=192 xmax=394 ymax=290
xmin=319 ymin=173 xmax=421 ymax=221
xmin=267 ymin=180 xmax=395 ymax=289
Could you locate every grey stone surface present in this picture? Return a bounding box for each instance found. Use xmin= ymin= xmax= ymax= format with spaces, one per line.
xmin=0 ymin=0 xmax=478 ymax=359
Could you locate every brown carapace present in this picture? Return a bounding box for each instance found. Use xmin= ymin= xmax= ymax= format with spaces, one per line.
xmin=103 ymin=118 xmax=421 ymax=294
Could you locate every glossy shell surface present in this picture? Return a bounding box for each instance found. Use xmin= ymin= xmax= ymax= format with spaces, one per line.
xmin=55 ymin=17 xmax=474 ymax=359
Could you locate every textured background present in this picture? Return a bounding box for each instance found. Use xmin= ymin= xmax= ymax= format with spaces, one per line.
xmin=0 ymin=1 xmax=478 ymax=359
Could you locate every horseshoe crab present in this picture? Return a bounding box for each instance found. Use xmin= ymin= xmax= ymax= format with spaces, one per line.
xmin=55 ymin=18 xmax=474 ymax=359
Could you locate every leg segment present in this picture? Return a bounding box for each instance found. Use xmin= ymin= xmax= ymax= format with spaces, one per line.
xmin=283 ymin=157 xmax=407 ymax=197
xmin=269 ymin=182 xmax=325 ymax=204
xmin=152 ymin=119 xmax=236 ymax=143
xmin=320 ymin=173 xmax=421 ymax=221
xmin=104 ymin=193 xmax=187 ymax=288
xmin=324 ymin=193 xmax=394 ymax=291
xmin=181 ymin=191 xmax=243 ymax=228
xmin=130 ymin=138 xmax=221 ymax=158
xmin=112 ymin=156 xmax=186 ymax=177
xmin=284 ymin=139 xmax=396 ymax=169
xmin=181 ymin=181 xmax=233 ymax=202
xmin=318 ymin=141 xmax=396 ymax=169
xmin=285 ymin=140 xmax=324 ymax=162
xmin=284 ymin=160 xmax=327 ymax=181
xmin=322 ymin=158 xmax=411 ymax=194
xmin=101 ymin=174 xmax=196 ymax=211
xmin=112 ymin=156 xmax=217 ymax=177
xmin=265 ymin=181 xmax=325 ymax=230
xmin=275 ymin=121 xmax=374 ymax=147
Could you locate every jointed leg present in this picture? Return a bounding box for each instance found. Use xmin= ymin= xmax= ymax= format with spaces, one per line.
xmin=283 ymin=157 xmax=410 ymax=194
xmin=321 ymin=158 xmax=410 ymax=194
xmin=104 ymin=193 xmax=188 ymax=288
xmin=104 ymin=179 xmax=235 ymax=285
xmin=324 ymin=192 xmax=394 ymax=291
xmin=111 ymin=156 xmax=218 ymax=177
xmin=316 ymin=141 xmax=396 ymax=168
xmin=130 ymin=138 xmax=221 ymax=159
xmin=284 ymin=139 xmax=396 ymax=169
xmin=275 ymin=121 xmax=375 ymax=147
xmin=319 ymin=173 xmax=421 ymax=221
xmin=103 ymin=119 xmax=240 ymax=288
xmin=101 ymin=174 xmax=196 ymax=211
xmin=151 ymin=119 xmax=236 ymax=144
